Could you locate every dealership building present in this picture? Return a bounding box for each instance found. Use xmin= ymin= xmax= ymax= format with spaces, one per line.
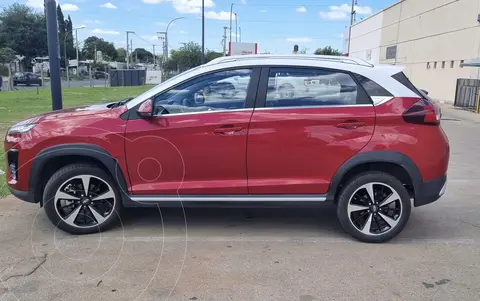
xmin=346 ymin=0 xmax=480 ymax=102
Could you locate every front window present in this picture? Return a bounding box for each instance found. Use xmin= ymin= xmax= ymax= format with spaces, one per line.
xmin=153 ymin=68 xmax=253 ymax=116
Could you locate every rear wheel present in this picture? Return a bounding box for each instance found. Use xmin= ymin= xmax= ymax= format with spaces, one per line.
xmin=336 ymin=172 xmax=411 ymax=243
xmin=43 ymin=164 xmax=122 ymax=234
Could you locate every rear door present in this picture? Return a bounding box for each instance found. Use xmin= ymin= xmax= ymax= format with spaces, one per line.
xmin=247 ymin=66 xmax=376 ymax=194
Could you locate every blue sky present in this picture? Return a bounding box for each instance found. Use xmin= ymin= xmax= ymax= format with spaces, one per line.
xmin=6 ymin=0 xmax=396 ymax=54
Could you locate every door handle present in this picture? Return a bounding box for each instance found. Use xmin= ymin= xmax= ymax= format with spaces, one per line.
xmin=336 ymin=121 xmax=365 ymax=129
xmin=214 ymin=126 xmax=243 ymax=135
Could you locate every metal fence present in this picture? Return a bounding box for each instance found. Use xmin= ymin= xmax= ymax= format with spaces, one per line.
xmin=454 ymin=78 xmax=480 ymax=112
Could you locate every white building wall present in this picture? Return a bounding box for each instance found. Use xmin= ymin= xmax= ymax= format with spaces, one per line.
xmin=350 ymin=0 xmax=480 ymax=102
xmin=349 ymin=11 xmax=384 ymax=65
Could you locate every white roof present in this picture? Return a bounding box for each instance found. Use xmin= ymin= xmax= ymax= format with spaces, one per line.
xmin=127 ymin=55 xmax=416 ymax=109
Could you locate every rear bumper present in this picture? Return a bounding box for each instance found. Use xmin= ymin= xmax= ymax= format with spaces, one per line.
xmin=414 ymin=175 xmax=447 ymax=207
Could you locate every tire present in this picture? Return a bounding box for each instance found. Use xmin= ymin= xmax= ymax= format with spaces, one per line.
xmin=278 ymin=84 xmax=295 ymax=98
xmin=336 ymin=172 xmax=411 ymax=243
xmin=43 ymin=164 xmax=122 ymax=235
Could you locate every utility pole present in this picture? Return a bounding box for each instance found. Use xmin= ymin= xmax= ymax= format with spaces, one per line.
xmin=223 ymin=26 xmax=227 ymax=56
xmin=44 ymin=0 xmax=62 ymax=110
xmin=229 ymin=3 xmax=234 ymax=48
xmin=239 ymin=27 xmax=241 ymax=42
xmin=201 ymin=0 xmax=205 ymax=64
xmin=153 ymin=45 xmax=156 ymax=65
xmin=157 ymin=32 xmax=167 ymax=62
xmin=126 ymin=31 xmax=134 ymax=68
xmin=235 ymin=13 xmax=238 ymax=42
xmin=347 ymin=0 xmax=357 ymax=56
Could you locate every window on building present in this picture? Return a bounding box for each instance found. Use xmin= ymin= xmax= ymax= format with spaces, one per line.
xmin=434 ymin=62 xmax=437 ymax=69
xmin=450 ymin=61 xmax=454 ymax=68
xmin=460 ymin=60 xmax=465 ymax=68
xmin=442 ymin=61 xmax=445 ymax=69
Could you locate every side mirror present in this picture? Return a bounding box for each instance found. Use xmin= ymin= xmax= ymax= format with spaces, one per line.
xmin=194 ymin=92 xmax=205 ymax=105
xmin=137 ymin=99 xmax=153 ymax=118
xmin=420 ymin=89 xmax=429 ymax=95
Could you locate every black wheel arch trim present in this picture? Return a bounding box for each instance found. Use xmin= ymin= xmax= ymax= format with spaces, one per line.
xmin=28 ymin=144 xmax=130 ymax=205
xmin=326 ymin=151 xmax=422 ymax=203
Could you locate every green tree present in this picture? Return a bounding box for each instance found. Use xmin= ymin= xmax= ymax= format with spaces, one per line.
xmin=116 ymin=48 xmax=126 ymax=62
xmin=314 ymin=46 xmax=342 ymax=56
xmin=82 ymin=36 xmax=117 ymax=61
xmin=0 ymin=4 xmax=48 ymax=67
xmin=205 ymin=50 xmax=223 ymax=63
xmin=131 ymin=48 xmax=153 ymax=63
xmin=163 ymin=42 xmax=202 ymax=72
xmin=65 ymin=15 xmax=75 ymax=59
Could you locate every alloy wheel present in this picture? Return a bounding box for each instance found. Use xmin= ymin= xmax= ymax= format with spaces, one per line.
xmin=347 ymin=182 xmax=403 ymax=236
xmin=54 ymin=175 xmax=116 ymax=228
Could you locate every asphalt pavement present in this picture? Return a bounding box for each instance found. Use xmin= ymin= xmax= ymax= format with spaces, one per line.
xmin=0 ymin=105 xmax=480 ymax=301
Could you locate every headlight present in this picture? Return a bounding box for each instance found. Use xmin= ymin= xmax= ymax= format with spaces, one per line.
xmin=8 ymin=124 xmax=37 ymax=134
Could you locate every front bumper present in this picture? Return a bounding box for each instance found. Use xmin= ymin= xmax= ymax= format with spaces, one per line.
xmin=8 ymin=187 xmax=35 ymax=203
xmin=414 ymin=175 xmax=447 ymax=207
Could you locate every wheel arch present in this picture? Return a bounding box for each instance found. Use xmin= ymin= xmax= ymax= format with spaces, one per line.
xmin=29 ymin=144 xmax=130 ymax=206
xmin=326 ymin=151 xmax=422 ymax=203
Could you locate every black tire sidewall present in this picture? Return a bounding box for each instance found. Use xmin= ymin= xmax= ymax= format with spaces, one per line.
xmin=336 ymin=172 xmax=412 ymax=243
xmin=43 ymin=165 xmax=122 ymax=235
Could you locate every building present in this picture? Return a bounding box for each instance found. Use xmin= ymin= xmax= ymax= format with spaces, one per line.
xmin=346 ymin=0 xmax=480 ymax=102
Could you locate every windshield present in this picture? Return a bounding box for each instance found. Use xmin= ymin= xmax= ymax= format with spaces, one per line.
xmin=130 ymin=65 xmax=205 ymax=104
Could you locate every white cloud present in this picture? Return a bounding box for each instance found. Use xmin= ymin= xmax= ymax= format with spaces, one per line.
xmin=26 ymin=0 xmax=43 ymax=9
xmin=296 ymin=6 xmax=307 ymax=13
xmin=204 ymin=11 xmax=235 ymax=20
xmin=100 ymin=2 xmax=117 ymax=9
xmin=330 ymin=4 xmax=372 ymax=15
xmin=143 ymin=0 xmax=169 ymax=3
xmin=286 ymin=37 xmax=313 ymax=43
xmin=259 ymin=9 xmax=267 ymax=13
xmin=92 ymin=28 xmax=120 ymax=35
xmin=319 ymin=11 xmax=348 ymax=20
xmin=61 ymin=4 xmax=80 ymax=11
xmin=319 ymin=4 xmax=372 ymax=20
xmin=141 ymin=35 xmax=159 ymax=41
xmin=241 ymin=0 xmax=246 ymax=4
xmin=338 ymin=33 xmax=345 ymax=38
xmin=179 ymin=30 xmax=188 ymax=34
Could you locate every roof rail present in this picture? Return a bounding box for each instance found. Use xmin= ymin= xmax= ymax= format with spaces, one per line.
xmin=206 ymin=54 xmax=374 ymax=67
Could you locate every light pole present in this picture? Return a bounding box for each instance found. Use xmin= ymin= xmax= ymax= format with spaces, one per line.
xmin=229 ymin=3 xmax=235 ymax=49
xmin=165 ymin=17 xmax=185 ymax=60
xmin=201 ymin=0 xmax=205 ymax=64
xmin=65 ymin=25 xmax=86 ymax=87
xmin=239 ymin=27 xmax=241 ymax=42
xmin=235 ymin=13 xmax=238 ymax=42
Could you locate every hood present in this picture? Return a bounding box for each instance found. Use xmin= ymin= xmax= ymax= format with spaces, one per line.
xmin=16 ymin=102 xmax=116 ymax=126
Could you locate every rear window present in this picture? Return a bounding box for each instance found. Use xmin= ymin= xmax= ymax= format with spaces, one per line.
xmin=392 ymin=72 xmax=423 ymax=98
xmin=353 ymin=74 xmax=392 ymax=97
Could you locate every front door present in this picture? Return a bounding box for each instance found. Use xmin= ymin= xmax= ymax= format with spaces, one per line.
xmin=125 ymin=67 xmax=260 ymax=195
xmin=247 ymin=66 xmax=376 ymax=194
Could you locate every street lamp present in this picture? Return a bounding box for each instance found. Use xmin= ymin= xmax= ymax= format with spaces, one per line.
xmin=234 ymin=13 xmax=238 ymax=42
xmin=229 ymin=3 xmax=235 ymax=47
xmin=165 ymin=17 xmax=185 ymax=59
xmin=65 ymin=25 xmax=86 ymax=87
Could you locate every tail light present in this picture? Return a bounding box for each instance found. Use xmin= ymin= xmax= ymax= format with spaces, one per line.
xmin=402 ymin=99 xmax=441 ymax=125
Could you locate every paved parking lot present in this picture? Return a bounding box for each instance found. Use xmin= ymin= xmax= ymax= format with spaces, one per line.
xmin=1 ymin=105 xmax=480 ymax=301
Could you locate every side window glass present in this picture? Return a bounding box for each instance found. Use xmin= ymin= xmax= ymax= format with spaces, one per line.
xmin=266 ymin=67 xmax=360 ymax=108
xmin=153 ymin=69 xmax=252 ymax=116
xmin=353 ymin=73 xmax=392 ymax=97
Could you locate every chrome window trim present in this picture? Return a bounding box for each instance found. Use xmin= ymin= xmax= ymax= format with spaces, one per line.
xmin=254 ymin=104 xmax=373 ymax=111
xmin=153 ymin=108 xmax=253 ymax=117
xmin=131 ymin=195 xmax=327 ymax=202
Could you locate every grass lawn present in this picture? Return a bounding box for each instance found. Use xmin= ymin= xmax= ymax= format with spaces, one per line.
xmin=0 ymin=85 xmax=152 ymax=198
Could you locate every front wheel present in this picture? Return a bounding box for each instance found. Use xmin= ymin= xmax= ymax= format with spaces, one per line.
xmin=336 ymin=172 xmax=411 ymax=243
xmin=43 ymin=164 xmax=122 ymax=234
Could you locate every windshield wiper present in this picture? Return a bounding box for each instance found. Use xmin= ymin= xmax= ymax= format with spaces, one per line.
xmin=109 ymin=98 xmax=133 ymax=108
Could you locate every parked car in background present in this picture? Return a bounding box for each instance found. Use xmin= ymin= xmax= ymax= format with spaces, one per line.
xmin=93 ymin=71 xmax=109 ymax=80
xmin=12 ymin=72 xmax=42 ymax=87
xmin=4 ymin=54 xmax=449 ymax=243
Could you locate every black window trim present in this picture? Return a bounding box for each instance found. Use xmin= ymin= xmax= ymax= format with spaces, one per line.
xmin=254 ymin=65 xmax=374 ymax=109
xmin=124 ymin=66 xmax=261 ymax=120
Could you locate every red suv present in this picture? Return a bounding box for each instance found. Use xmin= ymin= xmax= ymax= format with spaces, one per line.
xmin=4 ymin=55 xmax=449 ymax=243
